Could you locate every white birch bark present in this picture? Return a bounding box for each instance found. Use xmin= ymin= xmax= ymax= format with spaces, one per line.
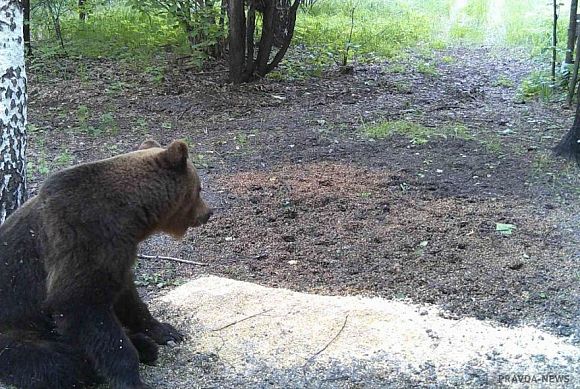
xmin=0 ymin=0 xmax=27 ymax=224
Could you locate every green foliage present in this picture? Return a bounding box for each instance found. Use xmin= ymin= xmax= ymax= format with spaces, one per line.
xmin=135 ymin=272 xmax=181 ymax=288
xmin=294 ymin=0 xmax=443 ymax=61
xmin=32 ymin=4 xmax=189 ymax=63
xmin=503 ymin=0 xmax=567 ymax=55
xmin=28 ymin=0 xmax=568 ymax=86
xmin=127 ymin=0 xmax=225 ymax=56
xmin=290 ymin=0 xmax=565 ymax=77
xmin=517 ymin=70 xmax=561 ymax=102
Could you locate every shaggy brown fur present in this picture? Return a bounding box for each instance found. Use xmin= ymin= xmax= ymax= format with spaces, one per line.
xmin=0 ymin=140 xmax=212 ymax=389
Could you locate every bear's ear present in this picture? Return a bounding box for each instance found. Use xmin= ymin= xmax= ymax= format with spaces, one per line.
xmin=162 ymin=140 xmax=189 ymax=169
xmin=139 ymin=139 xmax=162 ymax=150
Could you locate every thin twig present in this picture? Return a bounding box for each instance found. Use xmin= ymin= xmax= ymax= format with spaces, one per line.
xmin=303 ymin=314 xmax=349 ymax=368
xmin=137 ymin=254 xmax=209 ymax=266
xmin=211 ymin=309 xmax=273 ymax=332
xmin=177 ymin=105 xmax=193 ymax=120
xmin=181 ymin=69 xmax=228 ymax=75
xmin=342 ymin=7 xmax=356 ymax=67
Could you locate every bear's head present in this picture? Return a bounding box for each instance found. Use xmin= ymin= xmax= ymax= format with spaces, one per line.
xmin=139 ymin=139 xmax=213 ymax=239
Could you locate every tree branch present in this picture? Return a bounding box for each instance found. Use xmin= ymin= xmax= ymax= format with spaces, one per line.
xmin=137 ymin=254 xmax=209 ymax=266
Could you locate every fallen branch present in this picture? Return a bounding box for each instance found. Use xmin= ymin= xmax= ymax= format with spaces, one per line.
xmin=137 ymin=254 xmax=209 ymax=266
xmin=177 ymin=105 xmax=193 ymax=120
xmin=211 ymin=309 xmax=273 ymax=332
xmin=303 ymin=314 xmax=349 ymax=368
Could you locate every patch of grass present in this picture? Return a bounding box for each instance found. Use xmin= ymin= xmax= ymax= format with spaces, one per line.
xmin=27 ymin=142 xmax=50 ymax=178
xmin=446 ymin=123 xmax=473 ymax=140
xmin=99 ymin=112 xmax=119 ymax=135
xmin=76 ymin=105 xmax=90 ymax=130
xmin=416 ymin=62 xmax=438 ymax=76
xmin=482 ymin=136 xmax=504 ymax=155
xmin=493 ymin=74 xmax=515 ymax=88
xmin=191 ymin=153 xmax=210 ymax=169
xmin=388 ymin=63 xmax=407 ymax=74
xmin=392 ymin=81 xmax=412 ymax=94
xmin=106 ymin=81 xmax=131 ymax=97
xmin=531 ymin=151 xmax=553 ymax=172
xmin=27 ymin=141 xmax=73 ymax=179
xmin=54 ymin=149 xmax=73 ymax=167
xmin=365 ymin=120 xmax=472 ymax=145
xmin=449 ymin=24 xmax=485 ymax=42
xmin=503 ymin=1 xmax=566 ymax=53
xmin=441 ymin=55 xmax=455 ymax=64
xmin=133 ymin=118 xmax=150 ymax=135
xmin=135 ymin=272 xmax=181 ymax=289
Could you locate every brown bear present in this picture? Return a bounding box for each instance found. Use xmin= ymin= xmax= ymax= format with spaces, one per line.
xmin=0 ymin=139 xmax=212 ymax=389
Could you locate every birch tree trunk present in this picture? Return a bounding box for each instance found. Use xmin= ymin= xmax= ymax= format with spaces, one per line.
xmin=0 ymin=0 xmax=27 ymax=224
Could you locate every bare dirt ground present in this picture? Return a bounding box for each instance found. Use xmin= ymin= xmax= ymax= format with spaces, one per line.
xmin=26 ymin=45 xmax=579 ymax=386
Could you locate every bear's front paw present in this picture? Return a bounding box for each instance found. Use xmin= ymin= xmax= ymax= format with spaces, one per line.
xmin=145 ymin=321 xmax=184 ymax=344
xmin=130 ymin=332 xmax=159 ymax=365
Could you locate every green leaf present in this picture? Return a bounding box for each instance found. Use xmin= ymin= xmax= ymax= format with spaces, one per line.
xmin=496 ymin=223 xmax=517 ymax=235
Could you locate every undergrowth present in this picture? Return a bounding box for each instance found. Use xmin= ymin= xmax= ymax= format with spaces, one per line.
xmin=29 ymin=0 xmax=568 ymax=86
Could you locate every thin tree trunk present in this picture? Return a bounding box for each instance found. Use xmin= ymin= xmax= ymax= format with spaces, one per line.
xmin=566 ymin=35 xmax=580 ymax=105
xmin=0 ymin=0 xmax=28 ymax=224
xmin=22 ymin=0 xmax=31 ymax=55
xmin=265 ymin=0 xmax=300 ymax=74
xmin=46 ymin=2 xmax=65 ymax=51
xmin=552 ymin=0 xmax=558 ymax=82
xmin=244 ymin=3 xmax=256 ymax=78
xmin=566 ymin=0 xmax=579 ymax=64
xmin=255 ymin=0 xmax=276 ymax=76
xmin=79 ymin=0 xmax=87 ymax=21
xmin=217 ymin=0 xmax=227 ymax=55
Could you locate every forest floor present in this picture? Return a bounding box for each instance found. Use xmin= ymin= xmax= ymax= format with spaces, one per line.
xmin=26 ymin=45 xmax=579 ymax=386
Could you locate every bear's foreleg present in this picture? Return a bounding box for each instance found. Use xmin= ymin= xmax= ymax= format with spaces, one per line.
xmin=114 ymin=276 xmax=184 ymax=345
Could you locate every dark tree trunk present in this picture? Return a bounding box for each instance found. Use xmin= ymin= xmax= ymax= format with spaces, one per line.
xmin=228 ymin=0 xmax=246 ymax=83
xmin=555 ymin=99 xmax=580 ymax=164
xmin=227 ymin=0 xmax=300 ymax=83
xmin=566 ymin=0 xmax=579 ymax=64
xmin=245 ymin=3 xmax=256 ymax=78
xmin=22 ymin=0 xmax=31 ymax=55
xmin=273 ymin=0 xmax=291 ymax=47
xmin=255 ymin=0 xmax=276 ymax=76
xmin=264 ymin=0 xmax=300 ymax=74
